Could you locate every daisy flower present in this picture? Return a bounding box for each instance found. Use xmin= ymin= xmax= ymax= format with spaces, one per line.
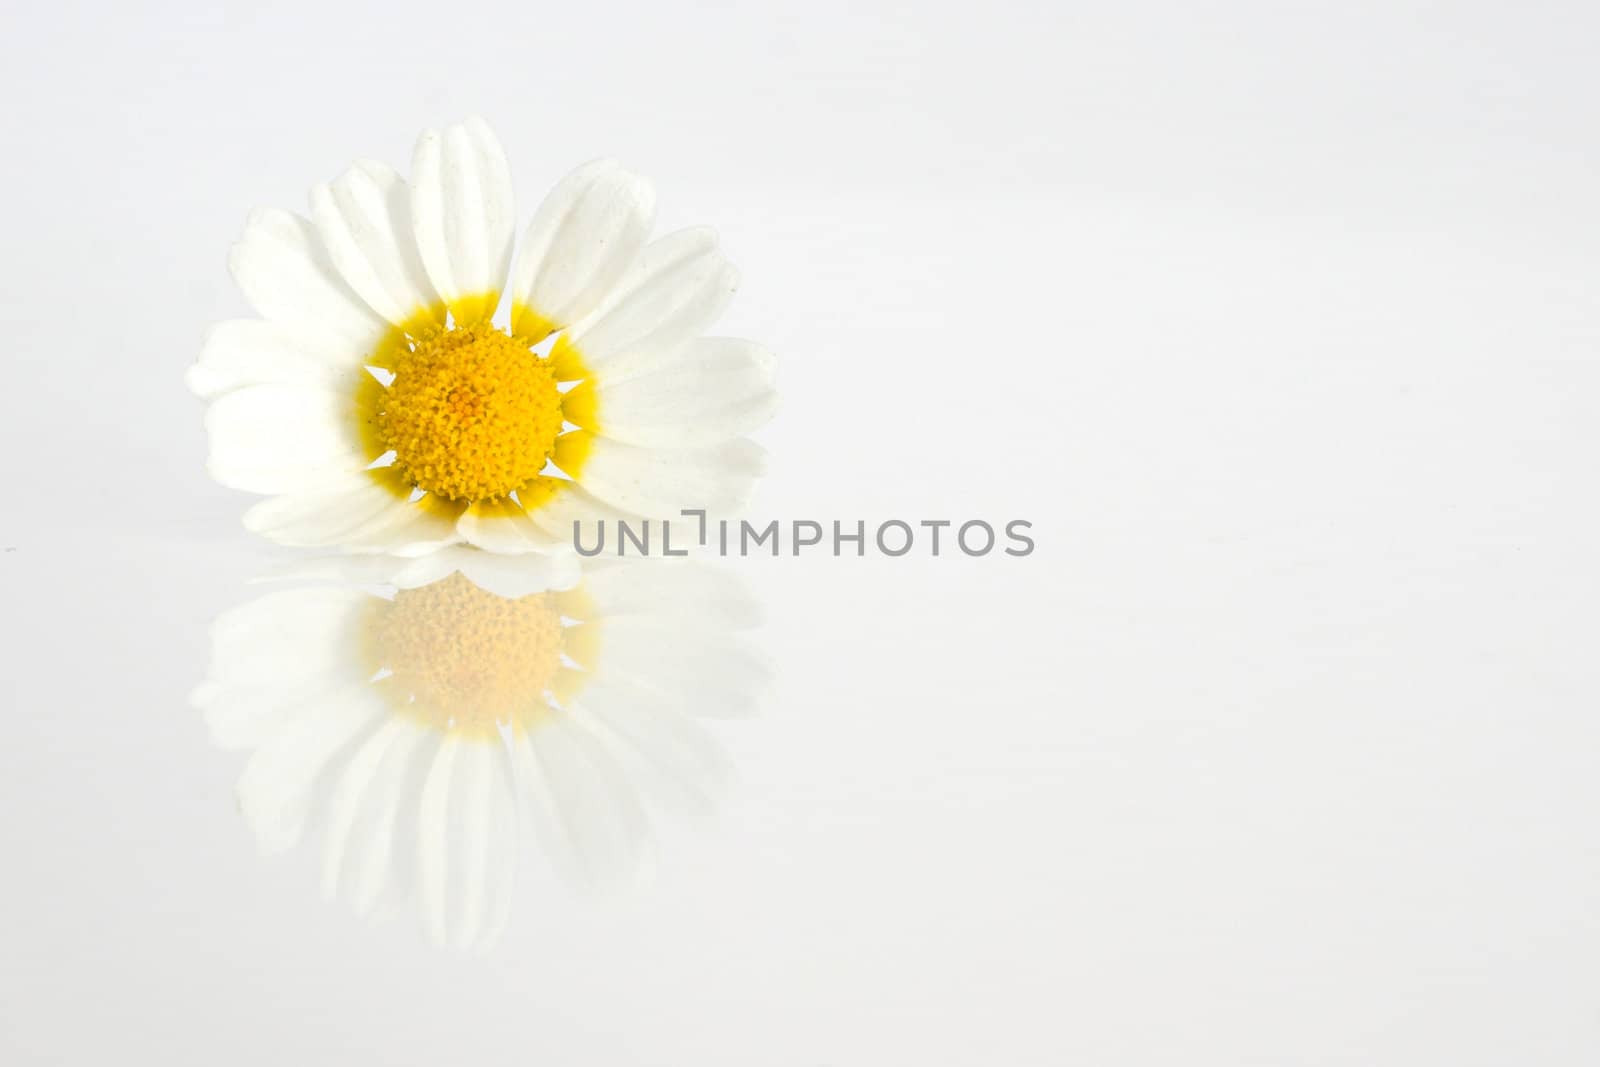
xmin=191 ymin=118 xmax=776 ymax=555
xmin=193 ymin=552 xmax=768 ymax=951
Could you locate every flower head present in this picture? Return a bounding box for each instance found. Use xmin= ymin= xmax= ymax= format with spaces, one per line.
xmin=193 ymin=118 xmax=775 ymax=556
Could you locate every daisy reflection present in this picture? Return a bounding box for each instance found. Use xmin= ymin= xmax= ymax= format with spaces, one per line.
xmin=192 ymin=549 xmax=767 ymax=951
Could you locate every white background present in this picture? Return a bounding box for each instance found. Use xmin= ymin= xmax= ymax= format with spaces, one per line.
xmin=2 ymin=1 xmax=1598 ymax=1063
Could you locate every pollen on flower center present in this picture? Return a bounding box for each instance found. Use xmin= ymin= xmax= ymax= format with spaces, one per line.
xmin=373 ymin=322 xmax=563 ymax=502
xmin=364 ymin=573 xmax=564 ymax=735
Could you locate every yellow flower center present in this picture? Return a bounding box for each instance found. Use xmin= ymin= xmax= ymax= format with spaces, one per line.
xmin=364 ymin=573 xmax=565 ymax=736
xmin=372 ymin=322 xmax=564 ymax=502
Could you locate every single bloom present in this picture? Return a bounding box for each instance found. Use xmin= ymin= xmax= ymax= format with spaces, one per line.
xmin=191 ymin=118 xmax=776 ymax=555
xmin=193 ymin=551 xmax=769 ymax=951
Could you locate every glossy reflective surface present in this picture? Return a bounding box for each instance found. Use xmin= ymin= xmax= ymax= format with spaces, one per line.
xmin=6 ymin=2 xmax=1600 ymax=1062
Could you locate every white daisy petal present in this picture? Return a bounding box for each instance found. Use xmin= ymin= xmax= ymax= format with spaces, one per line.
xmin=441 ymin=742 xmax=489 ymax=953
xmin=513 ymin=717 xmax=649 ymax=889
xmin=322 ymin=718 xmax=414 ymax=907
xmin=597 ymin=393 xmax=777 ymax=450
xmin=477 ymin=831 xmax=517 ymax=950
xmin=195 ymin=682 xmax=301 ymax=751
xmin=560 ymin=227 xmax=738 ymax=378
xmin=242 ymin=470 xmax=403 ymax=546
xmin=351 ymin=725 xmax=439 ymax=919
xmin=457 ymin=498 xmax=566 ymax=555
xmin=369 ymin=523 xmax=467 ymax=558
xmin=194 ymin=581 xmax=379 ymax=755
xmin=456 ymin=549 xmax=581 ymax=599
xmin=509 ymin=159 xmax=655 ymax=339
xmin=188 ymin=320 xmax=353 ymax=399
xmin=525 ymin=481 xmax=639 ymax=544
xmin=339 ymin=494 xmax=465 ymax=557
xmin=416 ymin=736 xmax=517 ymax=951
xmin=451 ymin=742 xmax=499 ymax=950
xmin=577 ymin=623 xmax=771 ymax=720
xmin=466 ymin=747 xmax=519 ymax=950
xmin=201 ymin=586 xmax=372 ymax=688
xmin=229 ymin=207 xmax=388 ymax=357
xmin=250 ymin=553 xmax=418 ymax=586
xmin=410 ymin=117 xmax=515 ymax=320
xmin=373 ymin=542 xmax=576 ymax=596
xmin=240 ymin=474 xmax=464 ymax=555
xmin=311 ymin=159 xmax=443 ymax=329
xmin=196 ymin=659 xmax=382 ymax=753
xmin=570 ymin=436 xmax=766 ymax=520
xmin=416 ymin=735 xmax=460 ymax=947
xmin=583 ymin=337 xmax=777 ymax=447
xmin=575 ymin=692 xmax=732 ymax=817
xmin=585 ymin=681 xmax=729 ymax=771
xmin=236 ymin=682 xmax=385 ymax=855
xmin=204 ymin=383 xmax=366 ymax=494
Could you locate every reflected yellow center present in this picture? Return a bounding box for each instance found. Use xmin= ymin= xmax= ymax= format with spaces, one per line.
xmin=373 ymin=323 xmax=563 ymax=503
xmin=365 ymin=573 xmax=564 ymax=735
